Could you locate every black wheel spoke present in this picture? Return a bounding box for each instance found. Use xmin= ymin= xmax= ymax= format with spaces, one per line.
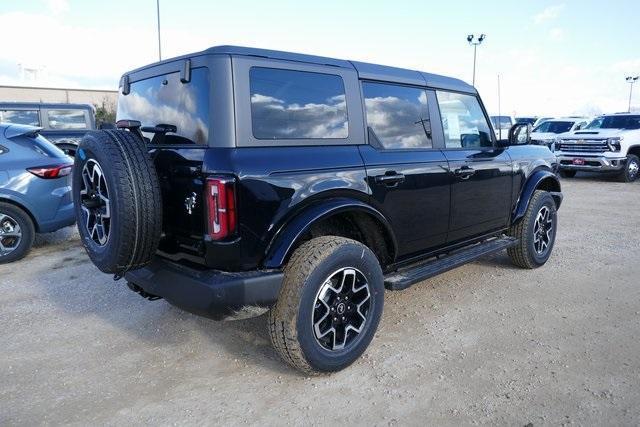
xmin=533 ymin=206 xmax=554 ymax=256
xmin=80 ymin=160 xmax=111 ymax=246
xmin=0 ymin=213 xmax=23 ymax=256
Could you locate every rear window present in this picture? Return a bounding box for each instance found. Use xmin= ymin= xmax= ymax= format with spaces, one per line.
xmin=533 ymin=121 xmax=573 ymax=133
xmin=249 ymin=67 xmax=348 ymax=140
xmin=117 ymin=67 xmax=210 ymax=145
xmin=9 ymin=134 xmax=69 ymax=159
xmin=0 ymin=110 xmax=39 ymax=126
xmin=47 ymin=109 xmax=88 ymax=129
xmin=586 ymin=115 xmax=640 ymax=130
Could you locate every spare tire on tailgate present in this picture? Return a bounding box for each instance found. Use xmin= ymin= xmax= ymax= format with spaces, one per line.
xmin=72 ymin=129 xmax=162 ymax=276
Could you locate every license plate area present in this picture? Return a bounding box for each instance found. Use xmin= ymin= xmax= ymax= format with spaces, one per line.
xmin=572 ymin=158 xmax=585 ymax=165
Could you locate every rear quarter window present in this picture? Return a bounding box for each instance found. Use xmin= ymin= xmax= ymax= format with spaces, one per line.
xmin=46 ymin=109 xmax=89 ymax=130
xmin=249 ymin=67 xmax=348 ymax=140
xmin=0 ymin=110 xmax=40 ymax=126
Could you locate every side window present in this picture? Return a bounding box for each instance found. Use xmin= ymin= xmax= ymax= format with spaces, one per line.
xmin=46 ymin=109 xmax=88 ymax=130
xmin=0 ymin=110 xmax=40 ymax=126
xmin=437 ymin=91 xmax=493 ymax=148
xmin=249 ymin=67 xmax=348 ymax=139
xmin=362 ymin=82 xmax=432 ymax=149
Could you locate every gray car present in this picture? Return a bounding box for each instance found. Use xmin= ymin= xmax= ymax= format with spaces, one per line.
xmin=0 ymin=123 xmax=75 ymax=263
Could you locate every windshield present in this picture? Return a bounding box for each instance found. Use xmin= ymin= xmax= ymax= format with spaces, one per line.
xmin=586 ymin=115 xmax=640 ymax=130
xmin=533 ymin=121 xmax=573 ymax=134
xmin=117 ymin=67 xmax=210 ymax=145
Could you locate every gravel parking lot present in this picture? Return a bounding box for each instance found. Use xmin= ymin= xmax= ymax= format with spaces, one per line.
xmin=1 ymin=174 xmax=639 ymax=425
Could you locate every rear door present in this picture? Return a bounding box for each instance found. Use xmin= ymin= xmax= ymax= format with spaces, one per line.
xmin=359 ymin=81 xmax=450 ymax=258
xmin=116 ymin=58 xmax=215 ymax=257
xmin=434 ymin=90 xmax=513 ymax=243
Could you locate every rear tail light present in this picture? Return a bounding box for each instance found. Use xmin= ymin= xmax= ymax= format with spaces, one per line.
xmin=27 ymin=163 xmax=73 ymax=179
xmin=205 ymin=176 xmax=237 ymax=240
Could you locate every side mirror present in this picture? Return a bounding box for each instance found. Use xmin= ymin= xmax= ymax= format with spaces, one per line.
xmin=508 ymin=123 xmax=531 ymax=145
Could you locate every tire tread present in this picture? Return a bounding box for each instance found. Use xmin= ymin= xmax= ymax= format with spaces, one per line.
xmin=268 ymin=236 xmax=360 ymax=374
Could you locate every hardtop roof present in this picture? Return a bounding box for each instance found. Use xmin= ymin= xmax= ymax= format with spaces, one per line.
xmin=124 ymin=45 xmax=476 ymax=94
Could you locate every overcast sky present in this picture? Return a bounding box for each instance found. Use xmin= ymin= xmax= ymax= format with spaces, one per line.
xmin=1 ymin=0 xmax=639 ymax=116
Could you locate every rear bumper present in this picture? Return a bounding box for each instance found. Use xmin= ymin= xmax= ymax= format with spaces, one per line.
xmin=125 ymin=257 xmax=283 ymax=320
xmin=37 ymin=202 xmax=75 ymax=233
xmin=557 ymin=154 xmax=626 ymax=172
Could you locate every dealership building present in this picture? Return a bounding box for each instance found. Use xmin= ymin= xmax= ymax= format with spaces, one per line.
xmin=0 ymin=85 xmax=118 ymax=106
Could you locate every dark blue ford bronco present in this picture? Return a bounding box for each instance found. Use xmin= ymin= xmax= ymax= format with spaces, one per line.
xmin=73 ymin=46 xmax=562 ymax=374
xmin=0 ymin=102 xmax=96 ymax=156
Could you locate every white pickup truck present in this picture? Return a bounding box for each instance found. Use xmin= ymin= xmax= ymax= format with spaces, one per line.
xmin=554 ymin=113 xmax=640 ymax=182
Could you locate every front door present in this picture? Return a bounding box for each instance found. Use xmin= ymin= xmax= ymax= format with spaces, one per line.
xmin=434 ymin=90 xmax=513 ymax=242
xmin=359 ymin=82 xmax=450 ymax=258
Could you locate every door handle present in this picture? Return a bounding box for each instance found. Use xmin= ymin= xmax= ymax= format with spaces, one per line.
xmin=374 ymin=173 xmax=405 ymax=186
xmin=454 ymin=166 xmax=475 ymax=179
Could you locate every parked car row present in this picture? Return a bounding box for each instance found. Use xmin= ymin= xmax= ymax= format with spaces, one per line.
xmin=0 ymin=124 xmax=75 ymax=263
xmin=554 ymin=113 xmax=640 ymax=182
xmin=490 ymin=112 xmax=640 ymax=182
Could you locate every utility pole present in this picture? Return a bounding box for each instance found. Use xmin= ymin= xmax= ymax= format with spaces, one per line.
xmin=467 ymin=34 xmax=486 ymax=86
xmin=497 ymin=73 xmax=502 ymax=140
xmin=626 ymin=76 xmax=639 ymax=112
xmin=156 ymin=0 xmax=162 ymax=61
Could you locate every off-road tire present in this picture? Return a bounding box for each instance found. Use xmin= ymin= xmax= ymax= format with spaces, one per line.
xmin=268 ymin=236 xmax=384 ymax=374
xmin=619 ymin=154 xmax=639 ymax=183
xmin=560 ymin=170 xmax=576 ymax=178
xmin=72 ymin=130 xmax=162 ymax=276
xmin=507 ymin=190 xmax=557 ymax=269
xmin=0 ymin=202 xmax=35 ymax=264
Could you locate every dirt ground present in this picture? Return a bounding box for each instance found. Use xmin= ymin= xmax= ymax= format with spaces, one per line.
xmin=1 ymin=174 xmax=639 ymax=426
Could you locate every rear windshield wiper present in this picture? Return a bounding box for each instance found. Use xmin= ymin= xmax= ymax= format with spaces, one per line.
xmin=140 ymin=123 xmax=177 ymax=134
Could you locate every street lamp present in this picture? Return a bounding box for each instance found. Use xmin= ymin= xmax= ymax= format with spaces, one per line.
xmin=626 ymin=76 xmax=639 ymax=113
xmin=467 ymin=34 xmax=486 ymax=86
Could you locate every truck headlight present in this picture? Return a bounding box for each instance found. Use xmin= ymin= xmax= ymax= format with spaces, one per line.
xmin=607 ymin=137 xmax=622 ymax=151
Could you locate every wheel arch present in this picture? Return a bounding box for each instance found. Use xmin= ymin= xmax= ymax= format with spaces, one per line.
xmin=0 ymin=194 xmax=39 ymax=232
xmin=512 ymin=169 xmax=562 ymax=225
xmin=627 ymin=145 xmax=640 ymax=158
xmin=263 ymin=197 xmax=398 ymax=269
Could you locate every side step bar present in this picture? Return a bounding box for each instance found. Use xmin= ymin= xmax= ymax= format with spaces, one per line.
xmin=384 ymin=236 xmax=518 ymax=291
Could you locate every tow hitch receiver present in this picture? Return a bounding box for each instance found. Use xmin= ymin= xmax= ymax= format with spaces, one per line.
xmin=126 ymin=282 xmax=162 ymax=301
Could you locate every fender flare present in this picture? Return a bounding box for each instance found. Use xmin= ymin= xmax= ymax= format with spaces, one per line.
xmin=263 ymin=197 xmax=398 ymax=269
xmin=512 ymin=169 xmax=562 ymax=224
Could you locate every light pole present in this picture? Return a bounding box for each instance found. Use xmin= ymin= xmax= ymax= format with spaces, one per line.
xmin=156 ymin=0 xmax=162 ymax=61
xmin=626 ymin=76 xmax=639 ymax=112
xmin=467 ymin=34 xmax=486 ymax=86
